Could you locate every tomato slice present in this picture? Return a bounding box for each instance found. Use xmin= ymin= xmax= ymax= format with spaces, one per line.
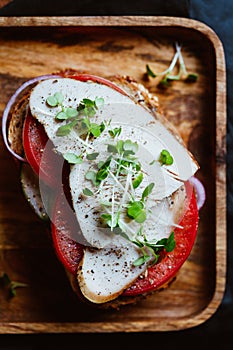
xmin=123 ymin=183 xmax=199 ymax=296
xmin=23 ymin=112 xmax=63 ymax=187
xmin=51 ymin=190 xmax=84 ymax=275
xmin=51 ymin=182 xmax=198 ymax=295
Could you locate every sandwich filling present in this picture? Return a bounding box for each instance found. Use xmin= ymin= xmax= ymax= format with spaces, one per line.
xmin=28 ymin=77 xmax=199 ymax=303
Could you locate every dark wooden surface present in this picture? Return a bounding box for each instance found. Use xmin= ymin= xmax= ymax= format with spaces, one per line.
xmin=0 ymin=16 xmax=226 ymax=333
xmin=0 ymin=0 xmax=232 ymax=348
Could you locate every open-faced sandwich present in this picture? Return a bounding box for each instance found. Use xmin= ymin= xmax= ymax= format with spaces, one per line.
xmin=2 ymin=70 xmax=206 ymax=308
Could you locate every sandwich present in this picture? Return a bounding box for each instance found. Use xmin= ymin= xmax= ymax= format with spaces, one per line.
xmin=2 ymin=69 xmax=205 ymax=308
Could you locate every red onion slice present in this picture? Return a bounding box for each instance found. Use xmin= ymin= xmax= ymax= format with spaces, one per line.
xmin=189 ymin=176 xmax=206 ymax=210
xmin=2 ymin=74 xmax=61 ymax=162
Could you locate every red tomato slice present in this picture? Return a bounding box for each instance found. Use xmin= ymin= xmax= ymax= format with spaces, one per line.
xmin=51 ymin=182 xmax=198 ymax=295
xmin=123 ymin=183 xmax=199 ymax=296
xmin=23 ymin=112 xmax=62 ymax=187
xmin=51 ymin=190 xmax=84 ymax=275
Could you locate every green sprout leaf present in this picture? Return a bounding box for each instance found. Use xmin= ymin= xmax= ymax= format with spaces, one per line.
xmin=55 ymin=111 xmax=69 ymax=120
xmin=132 ymin=172 xmax=143 ymax=189
xmin=78 ymin=97 xmax=104 ymax=117
xmin=63 ymin=153 xmax=83 ymax=164
xmin=46 ymin=95 xmax=58 ymax=107
xmin=56 ymin=123 xmax=72 ymax=136
xmin=96 ymin=158 xmax=111 ymax=182
xmin=85 ymin=170 xmax=100 ymax=186
xmin=133 ymin=254 xmax=150 ymax=266
xmin=141 ymin=182 xmax=155 ymax=201
xmin=83 ymin=188 xmax=94 ymax=196
xmin=46 ymin=91 xmax=64 ymax=107
xmin=107 ymin=144 xmax=118 ymax=153
xmin=127 ymin=201 xmax=147 ymax=223
xmin=89 ymin=123 xmax=102 ymax=137
xmin=65 ymin=107 xmax=79 ymax=118
xmin=0 ymin=272 xmax=28 ymax=297
xmin=159 ymin=149 xmax=173 ymax=165
xmin=86 ymin=152 xmax=99 ymax=160
xmin=132 ymin=231 xmax=176 ymax=267
xmin=185 ymin=73 xmax=198 ymax=82
xmin=108 ymin=127 xmax=122 ymax=138
xmin=56 ymin=120 xmax=78 ymax=136
xmin=146 ymin=64 xmax=157 ymax=78
xmin=101 ymin=213 xmax=112 ymax=227
xmin=164 ymin=231 xmax=176 ymax=252
xmin=146 ymin=43 xmax=198 ymax=88
xmin=54 ymin=92 xmax=64 ymax=104
xmin=123 ymin=139 xmax=138 ymax=155
xmin=95 ymin=97 xmax=105 ymax=108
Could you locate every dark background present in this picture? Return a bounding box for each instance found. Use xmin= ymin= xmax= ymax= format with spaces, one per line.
xmin=0 ymin=0 xmax=232 ymax=348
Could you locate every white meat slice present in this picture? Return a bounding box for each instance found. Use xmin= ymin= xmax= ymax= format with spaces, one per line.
xmin=77 ymin=236 xmax=147 ymax=304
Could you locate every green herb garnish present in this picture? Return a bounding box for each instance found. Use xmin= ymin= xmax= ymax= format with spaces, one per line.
xmin=132 ymin=172 xmax=143 ymax=189
xmin=141 ymin=182 xmax=155 ymax=201
xmin=0 ymin=272 xmax=28 ymax=297
xmin=159 ymin=149 xmax=173 ymax=165
xmin=64 ymin=153 xmax=83 ymax=164
xmin=132 ymin=231 xmax=176 ymax=267
xmin=83 ymin=188 xmax=94 ymax=196
xmin=96 ymin=158 xmax=112 ymax=182
xmin=127 ymin=201 xmax=147 ymax=223
xmin=127 ymin=183 xmax=154 ymax=223
xmin=146 ymin=42 xmax=198 ymax=87
xmin=86 ymin=152 xmax=99 ymax=161
xmin=108 ymin=127 xmax=122 ymax=138
xmin=46 ymin=91 xmax=64 ymax=107
xmin=146 ymin=64 xmax=157 ymax=78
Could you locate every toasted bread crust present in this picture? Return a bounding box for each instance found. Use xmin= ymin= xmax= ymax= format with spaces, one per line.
xmin=8 ymin=92 xmax=29 ymax=157
xmin=66 ymin=268 xmax=176 ymax=309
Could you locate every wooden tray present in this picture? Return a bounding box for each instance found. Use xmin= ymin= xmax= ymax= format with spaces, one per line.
xmin=0 ymin=16 xmax=226 ymax=333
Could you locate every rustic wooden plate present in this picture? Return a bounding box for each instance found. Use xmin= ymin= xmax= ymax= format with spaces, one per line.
xmin=0 ymin=16 xmax=226 ymax=333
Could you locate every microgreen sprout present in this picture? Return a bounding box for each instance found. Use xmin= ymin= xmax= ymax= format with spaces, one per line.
xmin=0 ymin=272 xmax=28 ymax=297
xmin=47 ymin=93 xmax=105 ymax=138
xmin=81 ymin=117 xmax=105 ymax=138
xmin=46 ymin=91 xmax=64 ymax=107
xmin=83 ymin=188 xmax=94 ymax=196
xmin=141 ymin=182 xmax=155 ymax=201
xmin=132 ymin=231 xmax=176 ymax=266
xmin=63 ymin=152 xmax=83 ymax=164
xmin=56 ymin=119 xmax=78 ymax=136
xmin=159 ymin=149 xmax=173 ymax=166
xmin=127 ymin=201 xmax=147 ymax=223
xmin=127 ymin=182 xmax=154 ymax=223
xmin=132 ymin=172 xmax=143 ymax=189
xmin=146 ymin=42 xmax=198 ymax=87
xmin=86 ymin=152 xmax=99 ymax=161
xmin=108 ymin=126 xmax=122 ymax=138
xmin=78 ymin=97 xmax=104 ymax=116
xmin=96 ymin=158 xmax=112 ymax=182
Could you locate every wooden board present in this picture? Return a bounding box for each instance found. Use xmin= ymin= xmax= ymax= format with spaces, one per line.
xmin=0 ymin=16 xmax=226 ymax=333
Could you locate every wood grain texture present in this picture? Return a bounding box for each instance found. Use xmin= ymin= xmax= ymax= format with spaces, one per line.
xmin=0 ymin=16 xmax=226 ymax=333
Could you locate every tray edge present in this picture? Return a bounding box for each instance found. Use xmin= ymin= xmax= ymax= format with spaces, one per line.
xmin=0 ymin=15 xmax=227 ymax=333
